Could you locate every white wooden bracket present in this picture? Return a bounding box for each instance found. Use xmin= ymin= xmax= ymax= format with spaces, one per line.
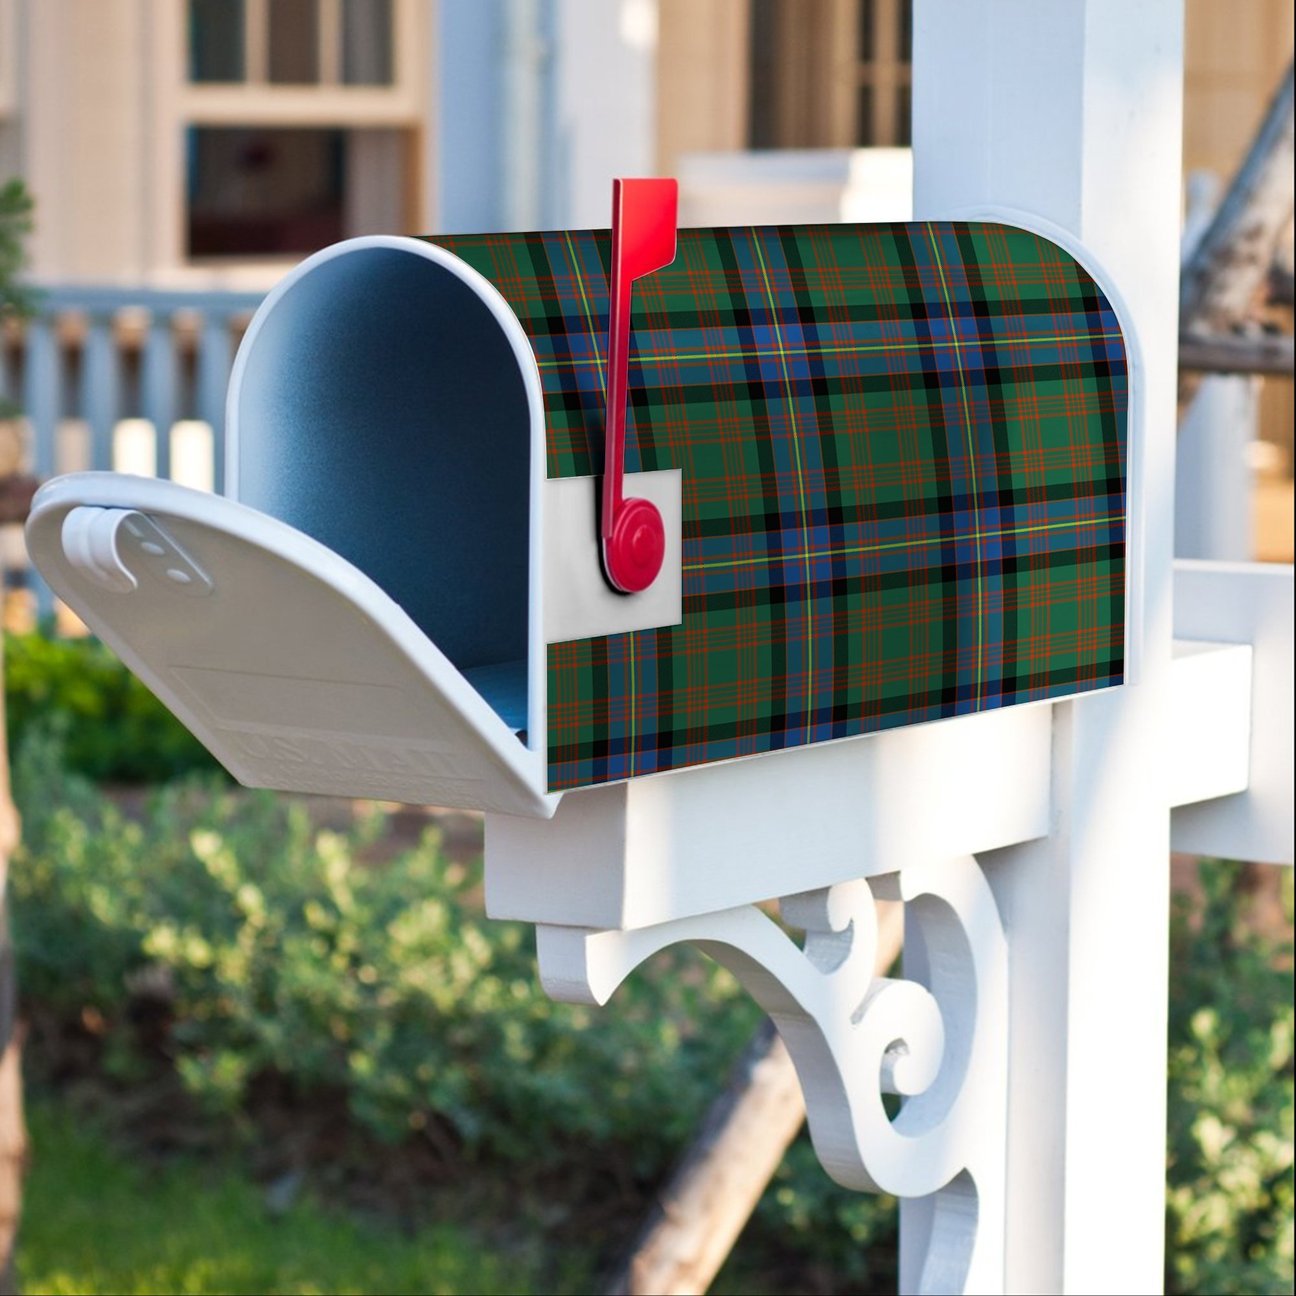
xmin=536 ymin=856 xmax=1008 ymax=1296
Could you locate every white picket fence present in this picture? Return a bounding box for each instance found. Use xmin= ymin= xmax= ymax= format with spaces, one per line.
xmin=0 ymin=285 xmax=264 ymax=615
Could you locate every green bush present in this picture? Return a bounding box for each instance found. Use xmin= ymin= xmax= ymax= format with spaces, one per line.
xmin=11 ymin=723 xmax=899 ymax=1289
xmin=9 ymin=724 xmax=1292 ymax=1293
xmin=1166 ymin=861 xmax=1294 ymax=1295
xmin=11 ymin=726 xmax=759 ymax=1171
xmin=4 ymin=630 xmax=220 ymax=783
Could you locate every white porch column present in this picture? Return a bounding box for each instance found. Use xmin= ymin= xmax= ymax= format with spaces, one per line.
xmin=1175 ymin=376 xmax=1259 ymax=561
xmin=551 ymin=0 xmax=658 ymax=228
xmin=911 ymin=4 xmax=1184 ymax=1293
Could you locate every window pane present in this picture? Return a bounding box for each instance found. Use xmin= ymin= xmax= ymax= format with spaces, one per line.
xmin=895 ymin=82 xmax=911 ymax=145
xmin=747 ymin=0 xmax=780 ymax=148
xmin=342 ymin=0 xmax=394 ymax=85
xmin=189 ymin=0 xmax=245 ymax=82
xmin=269 ymin=0 xmax=320 ymax=84
xmin=857 ymin=82 xmax=874 ymax=144
xmin=187 ymin=127 xmax=346 ymax=258
xmin=857 ymin=0 xmax=875 ymax=62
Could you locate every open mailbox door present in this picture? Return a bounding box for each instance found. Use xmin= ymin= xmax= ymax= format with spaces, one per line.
xmin=27 ymin=473 xmax=555 ymax=818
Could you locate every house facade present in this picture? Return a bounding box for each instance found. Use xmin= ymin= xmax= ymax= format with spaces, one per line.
xmin=0 ymin=0 xmax=430 ymax=288
xmin=0 ymin=0 xmax=1289 ymax=281
xmin=0 ymin=1 xmax=1289 ymax=567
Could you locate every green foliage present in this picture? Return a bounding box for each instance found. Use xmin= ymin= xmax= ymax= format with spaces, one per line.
xmin=4 ymin=631 xmax=221 ymax=783
xmin=10 ymin=727 xmax=1293 ymax=1292
xmin=1166 ymin=862 xmax=1294 ymax=1296
xmin=0 ymin=176 xmax=36 ymax=418
xmin=721 ymin=1137 xmax=898 ymax=1294
xmin=10 ymin=727 xmax=758 ymax=1171
xmin=19 ymin=1101 xmax=549 ymax=1295
xmin=0 ymin=177 xmax=34 ymax=315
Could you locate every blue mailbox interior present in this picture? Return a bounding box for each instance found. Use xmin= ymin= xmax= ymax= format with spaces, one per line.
xmin=232 ymin=244 xmax=533 ymax=733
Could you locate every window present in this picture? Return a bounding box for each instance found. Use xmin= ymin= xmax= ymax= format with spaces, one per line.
xmin=269 ymin=0 xmax=320 ymax=85
xmin=187 ymin=127 xmax=345 ymax=256
xmin=855 ymin=0 xmax=912 ymax=146
xmin=167 ymin=0 xmax=422 ymax=266
xmin=190 ymin=0 xmax=246 ymax=82
xmin=187 ymin=0 xmax=395 ymax=87
xmin=342 ymin=0 xmax=394 ymax=85
xmin=748 ymin=0 xmax=913 ymax=148
xmin=186 ymin=126 xmax=412 ymax=259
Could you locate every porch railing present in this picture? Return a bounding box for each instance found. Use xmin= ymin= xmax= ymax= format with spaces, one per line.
xmin=1 ymin=284 xmax=265 ymax=618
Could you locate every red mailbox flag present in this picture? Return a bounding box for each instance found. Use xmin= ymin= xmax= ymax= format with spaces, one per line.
xmin=601 ymin=178 xmax=678 ymax=593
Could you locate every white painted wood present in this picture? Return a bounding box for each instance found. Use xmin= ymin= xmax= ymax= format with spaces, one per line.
xmin=1167 ymin=641 xmax=1253 ymax=809
xmin=1172 ymin=561 xmax=1294 ymax=864
xmin=913 ymin=4 xmax=1183 ymax=1292
xmin=676 ymin=148 xmax=913 ymax=228
xmin=25 ymin=474 xmax=555 ymax=818
xmin=485 ymin=702 xmax=1051 ymax=930
xmin=551 ymin=0 xmax=657 ymax=230
xmin=537 ymin=855 xmax=1007 ymax=1294
xmin=502 ymin=0 xmax=547 ymax=232
xmin=1175 ymin=377 xmax=1259 ymax=561
xmin=543 ymin=471 xmax=682 ymax=642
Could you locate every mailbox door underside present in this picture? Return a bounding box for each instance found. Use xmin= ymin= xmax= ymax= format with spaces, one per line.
xmin=26 ymin=475 xmax=553 ymax=818
xmin=436 ymin=221 xmax=1129 ymax=793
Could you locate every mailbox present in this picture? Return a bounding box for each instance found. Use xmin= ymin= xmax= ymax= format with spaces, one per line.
xmin=27 ymin=198 xmax=1130 ymax=818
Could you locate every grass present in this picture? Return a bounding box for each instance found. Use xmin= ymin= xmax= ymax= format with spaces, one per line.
xmin=18 ymin=1101 xmax=551 ymax=1295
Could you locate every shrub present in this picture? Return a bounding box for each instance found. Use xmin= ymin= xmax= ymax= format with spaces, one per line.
xmin=4 ymin=630 xmax=221 ymax=784
xmin=9 ymin=725 xmax=1293 ymax=1293
xmin=1166 ymin=861 xmax=1294 ymax=1295
xmin=10 ymin=725 xmax=758 ymax=1171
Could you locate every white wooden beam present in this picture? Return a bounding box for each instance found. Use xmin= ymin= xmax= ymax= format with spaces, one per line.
xmin=486 ymin=703 xmax=1051 ymax=930
xmin=1167 ymin=641 xmax=1252 ymax=810
xmin=1175 ymin=378 xmax=1259 ymax=561
xmin=1172 ymin=561 xmax=1295 ymax=865
xmin=912 ymin=3 xmax=1184 ymax=1292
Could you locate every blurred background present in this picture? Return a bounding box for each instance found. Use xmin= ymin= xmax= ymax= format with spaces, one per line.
xmin=0 ymin=0 xmax=1291 ymax=600
xmin=0 ymin=3 xmax=1290 ymax=1295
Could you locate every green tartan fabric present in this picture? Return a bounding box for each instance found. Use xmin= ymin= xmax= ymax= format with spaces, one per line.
xmin=430 ymin=222 xmax=1128 ymax=792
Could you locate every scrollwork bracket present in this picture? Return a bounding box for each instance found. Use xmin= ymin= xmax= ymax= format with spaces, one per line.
xmin=535 ymin=855 xmax=1007 ymax=1295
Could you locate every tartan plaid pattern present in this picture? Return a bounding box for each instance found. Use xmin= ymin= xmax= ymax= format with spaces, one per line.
xmin=430 ymin=223 xmax=1128 ymax=793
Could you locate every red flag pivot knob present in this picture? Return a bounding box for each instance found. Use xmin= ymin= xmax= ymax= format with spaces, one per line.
xmin=604 ymin=496 xmax=666 ymax=594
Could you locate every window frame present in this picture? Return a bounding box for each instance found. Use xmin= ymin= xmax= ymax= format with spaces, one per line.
xmin=182 ymin=0 xmax=421 ymax=122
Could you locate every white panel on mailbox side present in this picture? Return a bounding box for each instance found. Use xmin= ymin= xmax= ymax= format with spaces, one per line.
xmin=26 ymin=473 xmax=555 ymax=819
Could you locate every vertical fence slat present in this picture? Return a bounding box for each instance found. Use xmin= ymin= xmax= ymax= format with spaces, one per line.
xmin=197 ymin=313 xmax=233 ymax=495
xmin=22 ymin=319 xmax=59 ymax=619
xmin=81 ymin=318 xmax=120 ymax=472
xmin=23 ymin=319 xmax=59 ymax=480
xmin=142 ymin=314 xmax=177 ymax=480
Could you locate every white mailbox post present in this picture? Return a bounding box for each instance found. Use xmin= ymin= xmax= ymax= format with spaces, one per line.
xmin=22 ymin=4 xmax=1294 ymax=1294
xmin=914 ymin=5 xmax=1181 ymax=1291
xmin=505 ymin=6 xmax=1294 ymax=1293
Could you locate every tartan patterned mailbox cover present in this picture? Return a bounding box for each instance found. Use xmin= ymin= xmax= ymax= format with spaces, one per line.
xmin=433 ymin=221 xmax=1129 ymax=793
